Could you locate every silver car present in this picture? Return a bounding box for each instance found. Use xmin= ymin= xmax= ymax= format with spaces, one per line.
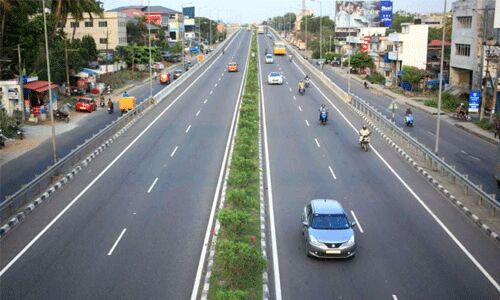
xmin=302 ymin=199 xmax=356 ymax=258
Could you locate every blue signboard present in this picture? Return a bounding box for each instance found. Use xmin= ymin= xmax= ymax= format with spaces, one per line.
xmin=468 ymin=90 xmax=481 ymax=113
xmin=380 ymin=1 xmax=393 ymax=27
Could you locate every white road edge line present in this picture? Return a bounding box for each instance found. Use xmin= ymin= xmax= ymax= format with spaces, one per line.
xmin=190 ymin=29 xmax=251 ymax=300
xmin=350 ymin=210 xmax=364 ymax=233
xmin=314 ymin=138 xmax=320 ymax=148
xmin=305 ymin=119 xmax=310 ymax=127
xmin=328 ymin=166 xmax=337 ymax=180
xmin=147 ymin=177 xmax=159 ymax=193
xmin=196 ymin=110 xmax=201 ymax=117
xmin=291 ymin=58 xmax=500 ymax=293
xmin=185 ymin=124 xmax=191 ymax=133
xmin=0 ymin=30 xmax=241 ymax=279
xmin=259 ymin=38 xmax=283 ymax=300
xmin=170 ymin=146 xmax=178 ymax=157
xmin=107 ymin=228 xmax=127 ymax=256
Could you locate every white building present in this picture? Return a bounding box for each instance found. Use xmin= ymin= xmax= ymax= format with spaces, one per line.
xmin=0 ymin=80 xmax=23 ymax=117
xmin=388 ymin=23 xmax=429 ymax=71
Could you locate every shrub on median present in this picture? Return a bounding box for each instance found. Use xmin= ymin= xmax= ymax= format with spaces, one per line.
xmin=215 ymin=289 xmax=248 ymax=300
xmin=217 ymin=240 xmax=266 ymax=287
xmin=218 ymin=208 xmax=251 ymax=235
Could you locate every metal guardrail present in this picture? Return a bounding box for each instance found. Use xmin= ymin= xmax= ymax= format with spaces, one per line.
xmin=0 ymin=30 xmax=240 ymax=223
xmin=268 ymin=26 xmax=499 ymax=215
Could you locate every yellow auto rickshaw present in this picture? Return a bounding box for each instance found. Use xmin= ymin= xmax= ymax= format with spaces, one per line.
xmin=118 ymin=96 xmax=136 ymax=115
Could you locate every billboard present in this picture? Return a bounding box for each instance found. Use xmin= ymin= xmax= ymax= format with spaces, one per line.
xmin=183 ymin=6 xmax=195 ymax=19
xmin=335 ymin=1 xmax=392 ymax=28
xmin=145 ymin=14 xmax=162 ymax=26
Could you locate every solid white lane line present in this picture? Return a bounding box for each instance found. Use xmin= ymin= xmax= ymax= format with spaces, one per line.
xmin=185 ymin=124 xmax=191 ymax=133
xmin=298 ymin=105 xmax=302 ymax=112
xmin=204 ymin=99 xmax=208 ymax=104
xmin=170 ymin=146 xmax=178 ymax=157
xmin=0 ymin=32 xmax=238 ymax=278
xmin=305 ymin=119 xmax=310 ymax=127
xmin=147 ymin=177 xmax=159 ymax=193
xmin=107 ymin=228 xmax=127 ymax=256
xmin=196 ymin=110 xmax=201 ymax=117
xmin=314 ymin=138 xmax=320 ymax=148
xmin=209 ymin=90 xmax=213 ymax=95
xmin=258 ymin=41 xmax=282 ymax=300
xmin=392 ymin=295 xmax=398 ymax=300
xmin=191 ymin=30 xmax=252 ymax=300
xmin=291 ymin=59 xmax=500 ymax=293
xmin=328 ymin=166 xmax=337 ymax=180
xmin=350 ymin=210 xmax=364 ymax=233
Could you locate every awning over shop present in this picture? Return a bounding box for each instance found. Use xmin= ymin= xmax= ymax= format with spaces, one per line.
xmin=75 ymin=71 xmax=90 ymax=78
xmin=82 ymin=68 xmax=103 ymax=75
xmin=23 ymin=80 xmax=58 ymax=93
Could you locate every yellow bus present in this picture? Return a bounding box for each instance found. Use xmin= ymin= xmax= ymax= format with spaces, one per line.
xmin=273 ymin=42 xmax=286 ymax=55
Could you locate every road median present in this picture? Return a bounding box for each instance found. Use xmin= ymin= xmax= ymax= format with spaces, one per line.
xmin=207 ymin=30 xmax=266 ymax=300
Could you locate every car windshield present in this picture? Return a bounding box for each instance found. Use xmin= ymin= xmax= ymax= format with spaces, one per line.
xmin=270 ymin=72 xmax=280 ymax=77
xmin=79 ymin=99 xmax=90 ymax=103
xmin=266 ymin=54 xmax=272 ymax=58
xmin=311 ymin=214 xmax=350 ymax=230
xmin=229 ymin=63 xmax=237 ymax=67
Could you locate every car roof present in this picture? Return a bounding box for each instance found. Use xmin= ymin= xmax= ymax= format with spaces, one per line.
xmin=266 ymin=54 xmax=273 ymax=57
xmin=175 ymin=69 xmax=183 ymax=72
xmin=269 ymin=72 xmax=280 ymax=76
xmin=229 ymin=62 xmax=237 ymax=65
xmin=79 ymin=97 xmax=92 ymax=101
xmin=310 ymin=199 xmax=344 ymax=214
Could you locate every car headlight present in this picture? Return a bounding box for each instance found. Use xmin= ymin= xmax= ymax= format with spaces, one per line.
xmin=342 ymin=235 xmax=355 ymax=248
xmin=309 ymin=235 xmax=326 ymax=248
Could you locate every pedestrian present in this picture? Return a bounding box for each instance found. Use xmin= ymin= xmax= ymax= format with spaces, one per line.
xmin=494 ymin=117 xmax=500 ymax=139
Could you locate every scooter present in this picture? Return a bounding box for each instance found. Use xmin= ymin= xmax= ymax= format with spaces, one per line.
xmin=298 ymin=87 xmax=305 ymax=95
xmin=54 ymin=109 xmax=70 ymax=123
xmin=360 ymin=135 xmax=370 ymax=152
xmin=305 ymin=79 xmax=310 ymax=88
xmin=10 ymin=123 xmax=24 ymax=139
xmin=319 ymin=111 xmax=328 ymax=125
xmin=108 ymin=104 xmax=113 ymax=114
xmin=451 ymin=112 xmax=472 ymax=121
xmin=364 ymin=82 xmax=369 ymax=89
xmin=405 ymin=114 xmax=414 ymax=127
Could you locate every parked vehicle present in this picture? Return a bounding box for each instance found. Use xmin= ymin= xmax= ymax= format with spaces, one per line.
xmin=75 ymin=97 xmax=97 ymax=113
xmin=54 ymin=105 xmax=71 ymax=123
xmin=118 ymin=96 xmax=136 ymax=115
xmin=0 ymin=129 xmax=5 ymax=148
xmin=10 ymin=122 xmax=24 ymax=139
xmin=302 ymin=199 xmax=356 ymax=258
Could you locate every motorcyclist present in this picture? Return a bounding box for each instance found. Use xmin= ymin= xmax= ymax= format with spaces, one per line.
xmin=222 ymin=48 xmax=225 ymax=54
xmin=319 ymin=104 xmax=329 ymax=121
xmin=298 ymin=80 xmax=305 ymax=93
xmin=289 ymin=54 xmax=293 ymax=62
xmin=456 ymin=103 xmax=466 ymax=117
xmin=359 ymin=125 xmax=370 ymax=143
xmin=304 ymin=75 xmax=311 ymax=87
xmin=364 ymin=81 xmax=368 ymax=89
xmin=123 ymin=91 xmax=129 ymax=97
xmin=107 ymin=99 xmax=114 ymax=112
xmin=405 ymin=107 xmax=412 ymax=116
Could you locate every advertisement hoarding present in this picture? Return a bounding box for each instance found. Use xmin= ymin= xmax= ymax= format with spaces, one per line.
xmin=335 ymin=1 xmax=392 ymax=28
xmin=183 ymin=6 xmax=195 ymax=19
xmin=468 ymin=90 xmax=481 ymax=113
xmin=145 ymin=14 xmax=162 ymax=26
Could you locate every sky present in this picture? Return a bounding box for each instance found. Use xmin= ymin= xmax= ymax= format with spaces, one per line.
xmin=103 ymin=0 xmax=452 ymax=24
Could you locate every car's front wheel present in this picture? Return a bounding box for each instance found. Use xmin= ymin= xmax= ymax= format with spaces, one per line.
xmin=305 ymin=240 xmax=312 ymax=257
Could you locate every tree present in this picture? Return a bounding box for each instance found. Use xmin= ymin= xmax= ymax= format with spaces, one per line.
xmin=400 ymin=66 xmax=425 ymax=91
xmin=427 ymin=17 xmax=452 ymax=42
xmin=51 ymin=0 xmax=103 ymax=39
xmin=343 ymin=52 xmax=373 ymax=71
xmin=80 ymin=35 xmax=97 ymax=62
xmin=391 ymin=11 xmax=415 ymax=32
xmin=170 ymin=42 xmax=183 ymax=54
xmin=116 ymin=44 xmax=161 ymax=66
xmin=127 ymin=17 xmax=148 ymax=46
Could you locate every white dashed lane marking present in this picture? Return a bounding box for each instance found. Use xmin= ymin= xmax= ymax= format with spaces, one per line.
xmin=298 ymin=105 xmax=302 ymax=112
xmin=196 ymin=110 xmax=201 ymax=117
xmin=328 ymin=166 xmax=337 ymax=180
xmin=204 ymin=99 xmax=208 ymax=104
xmin=305 ymin=120 xmax=309 ymax=127
xmin=147 ymin=177 xmax=159 ymax=193
xmin=107 ymin=228 xmax=127 ymax=256
xmin=170 ymin=146 xmax=178 ymax=158
xmin=185 ymin=125 xmax=191 ymax=133
xmin=210 ymin=90 xmax=213 ymax=95
xmin=314 ymin=138 xmax=320 ymax=148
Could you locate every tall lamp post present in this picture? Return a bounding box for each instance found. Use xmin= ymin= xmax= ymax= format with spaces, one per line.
xmin=312 ymin=0 xmax=323 ymax=59
xmin=434 ymin=0 xmax=447 ymax=154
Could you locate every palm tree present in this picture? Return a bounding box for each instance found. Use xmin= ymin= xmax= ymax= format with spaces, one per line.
xmin=50 ymin=0 xmax=103 ymax=39
xmin=0 ymin=0 xmax=13 ymax=56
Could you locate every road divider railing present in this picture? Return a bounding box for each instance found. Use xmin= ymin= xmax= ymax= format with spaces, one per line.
xmin=268 ymin=26 xmax=499 ymax=216
xmin=0 ymin=29 xmax=241 ymax=226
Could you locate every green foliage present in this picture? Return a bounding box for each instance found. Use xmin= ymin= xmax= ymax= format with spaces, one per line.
xmin=126 ymin=17 xmax=148 ymax=46
xmin=427 ymin=17 xmax=452 ymax=42
xmin=218 ymin=208 xmax=251 ymax=235
xmin=475 ymin=119 xmax=494 ymax=131
xmin=215 ymin=289 xmax=248 ymax=300
xmin=80 ymin=35 xmax=98 ymax=62
xmin=195 ymin=17 xmax=218 ymax=44
xmin=343 ymin=52 xmax=373 ymax=70
xmin=324 ymin=52 xmax=340 ymax=62
xmin=115 ymin=44 xmax=161 ymax=65
xmin=0 ymin=110 xmax=19 ymax=138
xmin=365 ymin=72 xmax=386 ymax=84
xmin=391 ymin=11 xmax=415 ymax=32
xmin=170 ymin=42 xmax=183 ymax=54
xmin=400 ymin=66 xmax=425 ymax=90
xmin=424 ymin=93 xmax=463 ymax=111
xmin=98 ymin=69 xmax=148 ymax=89
xmin=217 ymin=240 xmax=266 ymax=287
xmin=424 ymin=99 xmax=437 ymax=107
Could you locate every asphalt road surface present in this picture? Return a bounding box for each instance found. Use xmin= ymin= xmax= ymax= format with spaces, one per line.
xmin=259 ymin=33 xmax=500 ymax=299
xmin=316 ymin=63 xmax=498 ymax=196
xmin=0 ymin=60 xmax=195 ymax=201
xmin=0 ymin=29 xmax=251 ymax=299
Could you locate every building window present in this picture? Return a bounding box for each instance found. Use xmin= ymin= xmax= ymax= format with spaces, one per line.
xmin=456 ymin=16 xmax=472 ymax=28
xmin=455 ymin=43 xmax=471 ymax=56
xmin=100 ymin=38 xmax=108 ymax=44
xmin=70 ymin=22 xmax=79 ymax=28
xmin=98 ymin=21 xmax=107 ymax=27
xmin=84 ymin=21 xmax=93 ymax=27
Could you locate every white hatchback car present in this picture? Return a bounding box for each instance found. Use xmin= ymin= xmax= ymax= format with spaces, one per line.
xmin=267 ymin=72 xmax=283 ymax=85
xmin=265 ymin=54 xmax=274 ymax=64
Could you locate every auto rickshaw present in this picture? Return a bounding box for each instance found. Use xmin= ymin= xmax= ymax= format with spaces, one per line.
xmin=118 ymin=96 xmax=136 ymax=115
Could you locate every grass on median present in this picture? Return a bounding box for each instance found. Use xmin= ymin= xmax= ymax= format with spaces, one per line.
xmin=208 ymin=30 xmax=266 ymax=300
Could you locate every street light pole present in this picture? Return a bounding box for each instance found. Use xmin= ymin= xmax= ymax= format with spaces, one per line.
xmin=17 ymin=44 xmax=25 ymax=122
xmin=42 ymin=0 xmax=57 ymax=163
xmin=147 ymin=1 xmax=153 ymax=100
xmin=434 ymin=0 xmax=447 ymax=154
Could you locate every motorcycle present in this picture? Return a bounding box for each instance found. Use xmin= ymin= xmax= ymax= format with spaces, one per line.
xmin=298 ymin=87 xmax=305 ymax=95
xmin=364 ymin=82 xmax=369 ymax=89
xmin=54 ymin=108 xmax=70 ymax=123
xmin=360 ymin=135 xmax=370 ymax=152
xmin=10 ymin=123 xmax=24 ymax=139
xmin=319 ymin=111 xmax=328 ymax=125
xmin=451 ymin=112 xmax=472 ymax=121
xmin=108 ymin=104 xmax=113 ymax=114
xmin=405 ymin=114 xmax=414 ymax=127
xmin=305 ymin=79 xmax=310 ymax=88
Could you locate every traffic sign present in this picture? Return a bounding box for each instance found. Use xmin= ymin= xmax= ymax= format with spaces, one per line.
xmin=468 ymin=90 xmax=481 ymax=113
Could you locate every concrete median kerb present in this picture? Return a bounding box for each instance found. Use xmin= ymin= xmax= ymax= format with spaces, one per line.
xmin=358 ymin=109 xmax=500 ymax=244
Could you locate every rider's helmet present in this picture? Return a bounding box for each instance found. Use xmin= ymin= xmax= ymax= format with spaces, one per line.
xmin=362 ymin=125 xmax=367 ymax=129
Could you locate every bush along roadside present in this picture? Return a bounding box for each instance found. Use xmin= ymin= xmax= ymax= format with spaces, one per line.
xmin=208 ymin=31 xmax=266 ymax=300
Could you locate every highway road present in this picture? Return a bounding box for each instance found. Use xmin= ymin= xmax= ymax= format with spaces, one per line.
xmin=259 ymin=33 xmax=500 ymax=299
xmin=0 ymin=60 xmax=201 ymax=201
xmin=315 ymin=63 xmax=498 ymax=196
xmin=0 ymin=29 xmax=250 ymax=299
